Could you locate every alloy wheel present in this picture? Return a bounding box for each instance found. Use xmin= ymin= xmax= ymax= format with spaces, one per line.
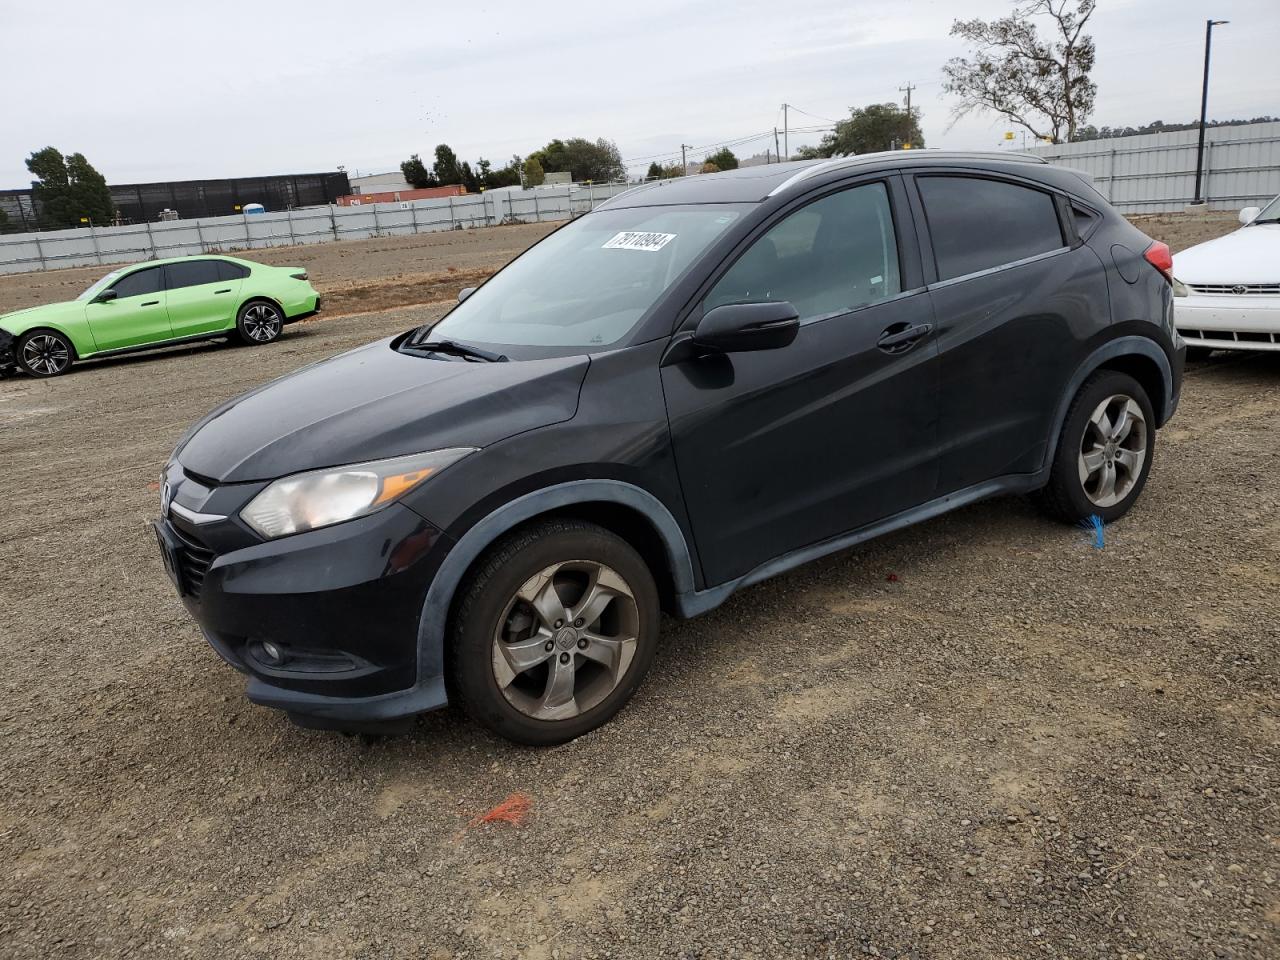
xmin=491 ymin=560 xmax=640 ymax=721
xmin=242 ymin=304 xmax=282 ymax=342
xmin=1077 ymin=393 xmax=1148 ymax=508
xmin=21 ymin=335 xmax=71 ymax=376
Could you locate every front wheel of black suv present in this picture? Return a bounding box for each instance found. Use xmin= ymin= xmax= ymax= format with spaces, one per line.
xmin=449 ymin=519 xmax=660 ymax=746
xmin=1034 ymin=369 xmax=1156 ymax=524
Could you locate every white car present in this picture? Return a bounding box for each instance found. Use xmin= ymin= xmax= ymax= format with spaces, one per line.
xmin=1173 ymin=195 xmax=1280 ymax=354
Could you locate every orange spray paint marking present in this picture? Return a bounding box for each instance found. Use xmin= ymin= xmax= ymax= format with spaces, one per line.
xmin=465 ymin=792 xmax=532 ymax=831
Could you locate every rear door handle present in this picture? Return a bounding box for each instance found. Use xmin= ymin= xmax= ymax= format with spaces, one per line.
xmin=877 ymin=322 xmax=933 ymax=353
xmin=214 ymin=288 xmax=231 ymax=294
xmin=141 ymin=300 xmax=160 ymax=306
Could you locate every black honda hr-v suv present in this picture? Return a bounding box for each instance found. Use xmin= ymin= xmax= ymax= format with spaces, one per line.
xmin=156 ymin=152 xmax=1184 ymax=744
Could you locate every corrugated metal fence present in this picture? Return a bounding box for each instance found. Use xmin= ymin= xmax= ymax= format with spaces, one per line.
xmin=1030 ymin=120 xmax=1280 ymax=214
xmin=0 ymin=183 xmax=634 ymax=276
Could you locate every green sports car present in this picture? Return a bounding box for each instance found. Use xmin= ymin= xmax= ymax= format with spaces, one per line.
xmin=0 ymin=255 xmax=321 ymax=377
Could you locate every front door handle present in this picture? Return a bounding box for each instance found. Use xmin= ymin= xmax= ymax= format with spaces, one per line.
xmin=877 ymin=322 xmax=933 ymax=353
xmin=141 ymin=300 xmax=160 ymax=306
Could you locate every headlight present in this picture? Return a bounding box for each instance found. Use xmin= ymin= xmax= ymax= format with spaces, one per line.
xmin=240 ymin=448 xmax=476 ymax=539
xmin=1172 ymin=277 xmax=1190 ymax=298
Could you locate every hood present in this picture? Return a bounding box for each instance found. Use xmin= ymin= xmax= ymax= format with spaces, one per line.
xmin=1173 ymin=223 xmax=1280 ymax=284
xmin=176 ymin=338 xmax=590 ymax=484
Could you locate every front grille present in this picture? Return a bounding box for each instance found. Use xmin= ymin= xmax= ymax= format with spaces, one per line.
xmin=171 ymin=525 xmax=215 ymax=598
xmin=1188 ymin=283 xmax=1280 ymax=296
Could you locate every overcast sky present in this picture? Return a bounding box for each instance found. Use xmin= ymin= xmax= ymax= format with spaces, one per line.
xmin=2 ymin=0 xmax=1277 ymax=187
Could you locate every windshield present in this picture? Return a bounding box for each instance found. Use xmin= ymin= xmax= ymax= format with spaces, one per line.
xmin=77 ymin=269 xmax=124 ymax=301
xmin=1254 ymin=194 xmax=1280 ymax=223
xmin=427 ymin=204 xmax=744 ymax=350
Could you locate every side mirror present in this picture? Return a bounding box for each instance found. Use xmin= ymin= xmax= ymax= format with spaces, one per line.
xmin=458 ymin=287 xmax=476 ymax=302
xmin=693 ymin=301 xmax=800 ymax=353
xmin=1239 ymin=206 xmax=1260 ymax=225
xmin=92 ymin=289 xmax=118 ymax=303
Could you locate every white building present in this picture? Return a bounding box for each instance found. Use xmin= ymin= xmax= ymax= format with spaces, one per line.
xmin=350 ymin=171 xmax=414 ymax=195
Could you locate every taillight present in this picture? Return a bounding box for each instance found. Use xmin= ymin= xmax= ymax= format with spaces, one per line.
xmin=1143 ymin=241 xmax=1173 ymax=281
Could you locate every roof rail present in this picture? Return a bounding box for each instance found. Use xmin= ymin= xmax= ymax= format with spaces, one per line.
xmin=766 ymin=150 xmax=1050 ymax=197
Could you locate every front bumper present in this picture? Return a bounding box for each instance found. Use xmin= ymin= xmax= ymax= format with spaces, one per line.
xmin=0 ymin=327 xmax=15 ymax=373
xmin=1175 ymin=294 xmax=1280 ymax=351
xmin=155 ymin=490 xmax=452 ymax=725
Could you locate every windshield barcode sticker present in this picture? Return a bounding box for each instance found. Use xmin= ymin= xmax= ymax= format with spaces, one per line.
xmin=603 ymin=231 xmax=676 ymax=252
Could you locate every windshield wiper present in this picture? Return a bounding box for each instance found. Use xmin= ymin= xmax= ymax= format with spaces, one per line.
xmin=405 ymin=338 xmax=507 ymax=362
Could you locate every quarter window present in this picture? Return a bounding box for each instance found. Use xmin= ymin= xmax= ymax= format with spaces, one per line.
xmin=707 ymin=181 xmax=901 ymax=322
xmin=216 ymin=260 xmax=249 ymax=281
xmin=917 ymin=176 xmax=1065 ymax=281
xmin=110 ymin=266 xmax=164 ymax=298
xmin=165 ymin=260 xmax=223 ymax=290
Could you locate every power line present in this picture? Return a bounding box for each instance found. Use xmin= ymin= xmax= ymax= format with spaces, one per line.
xmin=786 ymin=104 xmax=841 ymax=125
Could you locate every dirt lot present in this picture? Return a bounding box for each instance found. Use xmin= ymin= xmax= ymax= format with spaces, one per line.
xmin=2 ymin=217 xmax=1277 ymax=960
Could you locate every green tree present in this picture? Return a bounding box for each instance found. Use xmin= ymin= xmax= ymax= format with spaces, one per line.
xmin=527 ymin=137 xmax=625 ymax=183
xmin=523 ymin=156 xmax=545 ymax=187
xmin=484 ymin=156 xmax=523 ymax=189
xmin=400 ymin=153 xmax=437 ymax=188
xmin=943 ymin=0 xmax=1096 ymax=144
xmin=646 ymin=161 xmax=664 ymax=180
xmin=704 ymin=147 xmax=739 ymax=170
xmin=460 ymin=160 xmax=480 ymax=194
xmin=432 ymin=144 xmax=462 ymax=185
xmin=804 ymin=103 xmax=925 ymax=157
xmin=26 ymin=147 xmax=115 ymax=228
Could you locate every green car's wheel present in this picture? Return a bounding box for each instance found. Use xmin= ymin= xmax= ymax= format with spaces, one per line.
xmin=236 ymin=300 xmax=284 ymax=346
xmin=17 ymin=329 xmax=74 ymax=377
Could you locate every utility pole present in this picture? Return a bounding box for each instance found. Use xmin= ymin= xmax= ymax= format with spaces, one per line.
xmin=782 ymin=104 xmax=789 ymax=160
xmin=899 ymin=82 xmax=915 ymax=118
xmin=1193 ymin=19 xmax=1229 ymax=205
xmin=681 ymin=144 xmax=689 ymax=176
xmin=773 ymin=128 xmax=780 ymax=163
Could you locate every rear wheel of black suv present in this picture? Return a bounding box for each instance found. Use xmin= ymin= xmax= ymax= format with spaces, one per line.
xmin=449 ymin=519 xmax=660 ymax=745
xmin=1034 ymin=370 xmax=1156 ymax=524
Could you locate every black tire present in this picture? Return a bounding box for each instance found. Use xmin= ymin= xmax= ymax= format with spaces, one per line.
xmin=1033 ymin=369 xmax=1156 ymax=524
xmin=449 ymin=519 xmax=660 ymax=746
xmin=235 ymin=300 xmax=284 ymax=346
xmin=16 ymin=329 xmax=74 ymax=377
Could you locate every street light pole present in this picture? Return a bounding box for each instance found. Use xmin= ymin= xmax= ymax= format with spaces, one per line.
xmin=1192 ymin=18 xmax=1229 ymax=205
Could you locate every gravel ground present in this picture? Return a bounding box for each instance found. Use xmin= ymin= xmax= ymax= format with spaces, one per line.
xmin=2 ymin=302 xmax=1280 ymax=960
xmin=1 ymin=218 xmax=1277 ymax=960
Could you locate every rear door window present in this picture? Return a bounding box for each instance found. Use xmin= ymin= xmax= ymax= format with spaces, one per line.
xmin=707 ymin=181 xmax=901 ymax=322
xmin=165 ymin=260 xmax=223 ymax=290
xmin=917 ymin=175 xmax=1065 ymax=281
xmin=109 ymin=266 xmax=164 ymax=298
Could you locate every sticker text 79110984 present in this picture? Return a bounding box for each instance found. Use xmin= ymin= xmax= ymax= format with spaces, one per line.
xmin=602 ymin=231 xmax=677 ymax=252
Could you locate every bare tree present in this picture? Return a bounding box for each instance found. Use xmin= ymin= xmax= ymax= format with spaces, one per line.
xmin=943 ymin=0 xmax=1097 ymax=144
